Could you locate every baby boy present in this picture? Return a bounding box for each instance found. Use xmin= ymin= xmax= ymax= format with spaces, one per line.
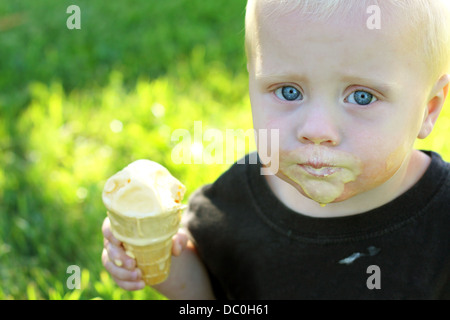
xmin=102 ymin=0 xmax=450 ymax=299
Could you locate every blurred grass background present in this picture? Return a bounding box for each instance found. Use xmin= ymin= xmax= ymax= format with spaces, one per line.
xmin=0 ymin=0 xmax=252 ymax=300
xmin=0 ymin=0 xmax=449 ymax=300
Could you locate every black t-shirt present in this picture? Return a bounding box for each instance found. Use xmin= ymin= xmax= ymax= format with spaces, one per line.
xmin=184 ymin=151 xmax=450 ymax=299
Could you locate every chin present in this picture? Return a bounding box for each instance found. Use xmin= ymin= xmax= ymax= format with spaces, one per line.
xmin=276 ymin=171 xmax=360 ymax=205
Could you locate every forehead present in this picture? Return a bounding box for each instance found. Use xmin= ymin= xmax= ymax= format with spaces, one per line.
xmin=249 ymin=3 xmax=421 ymax=80
xmin=254 ymin=1 xmax=405 ymax=51
xmin=255 ymin=0 xmax=370 ymax=27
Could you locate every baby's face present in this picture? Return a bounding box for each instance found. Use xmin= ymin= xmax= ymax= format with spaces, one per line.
xmin=248 ymin=7 xmax=432 ymax=204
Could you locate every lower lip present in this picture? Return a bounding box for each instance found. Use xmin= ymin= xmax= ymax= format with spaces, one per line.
xmin=299 ymin=164 xmax=340 ymax=178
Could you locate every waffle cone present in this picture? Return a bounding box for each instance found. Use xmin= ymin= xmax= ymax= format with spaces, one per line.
xmin=107 ymin=205 xmax=185 ymax=285
xmin=122 ymin=238 xmax=173 ymax=285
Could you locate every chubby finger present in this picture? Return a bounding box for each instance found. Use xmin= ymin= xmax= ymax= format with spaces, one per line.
xmin=102 ymin=217 xmax=122 ymax=247
xmin=102 ymin=248 xmax=145 ymax=284
xmin=172 ymin=230 xmax=189 ymax=257
xmin=105 ymin=242 xmax=137 ymax=270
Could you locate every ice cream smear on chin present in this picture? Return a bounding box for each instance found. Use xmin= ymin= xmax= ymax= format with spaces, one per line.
xmin=282 ymin=149 xmax=362 ymax=205
xmin=102 ymin=160 xmax=186 ymax=217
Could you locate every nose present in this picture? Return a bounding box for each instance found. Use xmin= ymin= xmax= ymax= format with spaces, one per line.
xmin=296 ymin=106 xmax=340 ymax=147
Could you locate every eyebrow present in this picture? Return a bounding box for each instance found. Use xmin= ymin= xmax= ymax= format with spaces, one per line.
xmin=339 ymin=75 xmax=399 ymax=96
xmin=255 ymin=73 xmax=399 ymax=96
xmin=255 ymin=73 xmax=307 ymax=84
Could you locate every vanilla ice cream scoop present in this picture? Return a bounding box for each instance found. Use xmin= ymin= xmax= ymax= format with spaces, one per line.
xmin=102 ymin=159 xmax=186 ymax=217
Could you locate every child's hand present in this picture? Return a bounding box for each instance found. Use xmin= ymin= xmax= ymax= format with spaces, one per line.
xmin=101 ymin=217 xmax=188 ymax=291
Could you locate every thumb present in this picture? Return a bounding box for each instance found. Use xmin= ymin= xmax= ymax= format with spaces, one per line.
xmin=172 ymin=229 xmax=189 ymax=257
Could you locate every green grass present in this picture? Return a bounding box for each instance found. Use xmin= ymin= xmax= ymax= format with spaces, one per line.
xmin=0 ymin=0 xmax=449 ymax=300
xmin=0 ymin=0 xmax=250 ymax=300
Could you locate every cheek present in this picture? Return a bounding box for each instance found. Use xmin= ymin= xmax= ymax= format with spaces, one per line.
xmin=254 ymin=112 xmax=295 ymax=143
xmin=354 ymin=139 xmax=410 ymax=191
xmin=385 ymin=143 xmax=410 ymax=173
xmin=265 ymin=116 xmax=287 ymax=131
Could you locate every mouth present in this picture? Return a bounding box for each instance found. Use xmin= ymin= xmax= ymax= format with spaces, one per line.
xmin=298 ymin=163 xmax=341 ymax=178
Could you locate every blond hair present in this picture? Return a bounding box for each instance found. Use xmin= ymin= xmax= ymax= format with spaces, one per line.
xmin=245 ymin=0 xmax=450 ymax=80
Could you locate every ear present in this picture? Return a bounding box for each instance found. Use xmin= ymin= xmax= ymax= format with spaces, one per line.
xmin=418 ymin=74 xmax=450 ymax=139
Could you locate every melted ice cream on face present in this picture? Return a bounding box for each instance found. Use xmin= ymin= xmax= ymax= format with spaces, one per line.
xmin=102 ymin=160 xmax=186 ymax=217
xmin=286 ymin=166 xmax=360 ymax=205
xmin=280 ymin=147 xmax=363 ymax=205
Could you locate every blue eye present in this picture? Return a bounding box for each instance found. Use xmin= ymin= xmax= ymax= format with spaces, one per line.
xmin=347 ymin=90 xmax=377 ymax=105
xmin=275 ymin=86 xmax=303 ymax=101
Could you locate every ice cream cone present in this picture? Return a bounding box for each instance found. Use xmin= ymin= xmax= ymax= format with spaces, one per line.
xmin=107 ymin=205 xmax=185 ymax=285
xmin=102 ymin=159 xmax=187 ymax=286
xmin=122 ymin=238 xmax=173 ymax=285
